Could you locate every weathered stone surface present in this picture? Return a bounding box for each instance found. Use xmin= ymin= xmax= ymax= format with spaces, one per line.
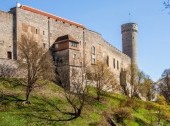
xmin=0 ymin=11 xmax=13 ymax=59
xmin=0 ymin=5 xmax=137 ymax=87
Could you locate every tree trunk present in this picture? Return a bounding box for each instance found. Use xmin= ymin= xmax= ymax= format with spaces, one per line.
xmin=75 ymin=108 xmax=82 ymax=118
xmin=97 ymin=91 xmax=100 ymax=101
xmin=25 ymin=85 xmax=31 ymax=104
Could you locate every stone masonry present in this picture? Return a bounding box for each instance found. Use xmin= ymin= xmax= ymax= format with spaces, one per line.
xmin=0 ymin=4 xmax=138 ymax=89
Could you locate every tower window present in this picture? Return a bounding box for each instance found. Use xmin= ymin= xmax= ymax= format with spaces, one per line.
xmin=7 ymin=51 xmax=12 ymax=59
xmin=43 ymin=31 xmax=45 ymax=35
xmin=91 ymin=46 xmax=95 ymax=54
xmin=91 ymin=55 xmax=96 ymax=64
xmin=92 ymin=58 xmax=95 ymax=64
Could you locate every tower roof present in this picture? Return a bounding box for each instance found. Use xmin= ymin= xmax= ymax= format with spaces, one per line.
xmin=55 ymin=35 xmax=79 ymax=43
xmin=19 ymin=5 xmax=85 ymax=29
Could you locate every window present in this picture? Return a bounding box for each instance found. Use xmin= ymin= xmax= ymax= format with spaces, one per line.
xmin=43 ymin=43 xmax=46 ymax=48
xmin=92 ymin=58 xmax=95 ymax=64
xmin=106 ymin=56 xmax=109 ymax=66
xmin=117 ymin=60 xmax=119 ymax=70
xmin=91 ymin=46 xmax=96 ymax=64
xmin=7 ymin=51 xmax=12 ymax=59
xmin=55 ymin=44 xmax=58 ymax=49
xmin=73 ymin=54 xmax=76 ymax=59
xmin=80 ymin=62 xmax=83 ymax=66
xmin=71 ymin=42 xmax=78 ymax=47
xmin=43 ymin=31 xmax=45 ymax=35
xmin=36 ymin=29 xmax=38 ymax=34
xmin=91 ymin=46 xmax=95 ymax=54
xmin=91 ymin=55 xmax=96 ymax=64
xmin=113 ymin=58 xmax=115 ymax=69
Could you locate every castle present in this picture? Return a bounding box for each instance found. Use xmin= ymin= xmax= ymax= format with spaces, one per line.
xmin=0 ymin=4 xmax=138 ymax=88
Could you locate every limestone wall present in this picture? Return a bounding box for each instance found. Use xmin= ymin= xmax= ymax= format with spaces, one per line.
xmin=84 ymin=29 xmax=131 ymax=82
xmin=0 ymin=11 xmax=13 ymax=59
xmin=0 ymin=6 xmax=131 ymax=85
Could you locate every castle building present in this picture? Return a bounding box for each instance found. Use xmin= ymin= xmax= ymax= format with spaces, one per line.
xmin=0 ymin=4 xmax=138 ymax=88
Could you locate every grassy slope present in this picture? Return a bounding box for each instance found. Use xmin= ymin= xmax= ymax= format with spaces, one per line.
xmin=0 ymin=78 xmax=170 ymax=126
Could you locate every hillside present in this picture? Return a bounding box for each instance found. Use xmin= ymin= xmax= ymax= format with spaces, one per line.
xmin=0 ymin=78 xmax=170 ymax=126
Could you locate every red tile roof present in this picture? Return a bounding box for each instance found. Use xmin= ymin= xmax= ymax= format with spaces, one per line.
xmin=20 ymin=5 xmax=85 ymax=29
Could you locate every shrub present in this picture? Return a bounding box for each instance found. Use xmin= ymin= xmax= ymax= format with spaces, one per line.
xmin=112 ymin=107 xmax=133 ymax=124
xmin=120 ymin=98 xmax=141 ymax=111
xmin=0 ymin=64 xmax=16 ymax=78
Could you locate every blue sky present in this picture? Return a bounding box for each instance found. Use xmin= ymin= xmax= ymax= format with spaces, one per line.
xmin=1 ymin=0 xmax=170 ymax=81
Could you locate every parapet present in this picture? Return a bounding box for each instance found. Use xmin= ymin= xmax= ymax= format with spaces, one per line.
xmin=121 ymin=23 xmax=138 ymax=33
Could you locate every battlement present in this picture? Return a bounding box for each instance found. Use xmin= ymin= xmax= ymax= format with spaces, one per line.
xmin=121 ymin=23 xmax=138 ymax=33
xmin=0 ymin=10 xmax=13 ymax=18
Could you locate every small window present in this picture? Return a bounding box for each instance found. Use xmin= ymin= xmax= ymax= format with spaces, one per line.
xmin=36 ymin=29 xmax=38 ymax=34
xmin=43 ymin=31 xmax=45 ymax=35
xmin=92 ymin=58 xmax=95 ymax=64
xmin=55 ymin=44 xmax=58 ymax=49
xmin=113 ymin=58 xmax=115 ymax=69
xmin=43 ymin=43 xmax=46 ymax=48
xmin=117 ymin=60 xmax=119 ymax=70
xmin=91 ymin=46 xmax=95 ymax=54
xmin=71 ymin=42 xmax=78 ymax=47
xmin=50 ymin=33 xmax=52 ymax=37
xmin=80 ymin=62 xmax=83 ymax=66
xmin=73 ymin=54 xmax=76 ymax=59
xmin=91 ymin=54 xmax=96 ymax=64
xmin=7 ymin=51 xmax=12 ymax=59
xmin=106 ymin=56 xmax=109 ymax=66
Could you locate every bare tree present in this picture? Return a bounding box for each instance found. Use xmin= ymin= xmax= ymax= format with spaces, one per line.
xmin=18 ymin=35 xmax=55 ymax=103
xmin=64 ymin=67 xmax=88 ymax=118
xmin=163 ymin=0 xmax=170 ymax=9
xmin=89 ymin=61 xmax=118 ymax=101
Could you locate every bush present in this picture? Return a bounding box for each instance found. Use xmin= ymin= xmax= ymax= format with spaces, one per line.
xmin=0 ymin=64 xmax=16 ymax=78
xmin=112 ymin=107 xmax=133 ymax=123
xmin=120 ymin=98 xmax=142 ymax=111
xmin=155 ymin=95 xmax=168 ymax=106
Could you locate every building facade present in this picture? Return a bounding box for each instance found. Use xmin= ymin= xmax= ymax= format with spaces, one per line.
xmin=0 ymin=4 xmax=138 ymax=89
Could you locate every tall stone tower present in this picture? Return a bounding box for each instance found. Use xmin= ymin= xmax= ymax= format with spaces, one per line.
xmin=121 ymin=23 xmax=138 ymax=65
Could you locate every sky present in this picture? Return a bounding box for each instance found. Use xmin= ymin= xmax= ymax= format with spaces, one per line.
xmin=0 ymin=0 xmax=170 ymax=81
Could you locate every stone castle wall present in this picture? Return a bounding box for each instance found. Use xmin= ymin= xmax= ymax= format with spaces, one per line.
xmin=0 ymin=11 xmax=13 ymax=59
xmin=84 ymin=29 xmax=131 ymax=82
xmin=0 ymin=6 xmax=131 ymax=84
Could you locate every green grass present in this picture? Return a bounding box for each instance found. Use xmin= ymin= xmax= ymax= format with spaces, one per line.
xmin=0 ymin=78 xmax=170 ymax=126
